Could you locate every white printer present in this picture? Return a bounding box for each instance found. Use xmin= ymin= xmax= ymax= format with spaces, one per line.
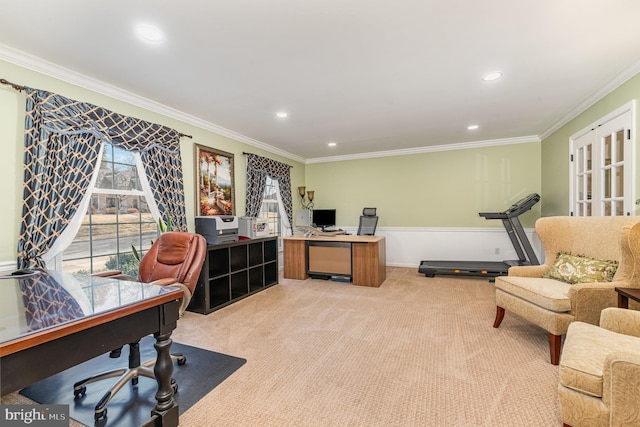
xmin=238 ymin=216 xmax=271 ymax=239
xmin=195 ymin=215 xmax=239 ymax=245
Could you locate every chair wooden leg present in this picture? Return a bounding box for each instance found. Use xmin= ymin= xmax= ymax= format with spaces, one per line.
xmin=563 ymin=424 xmax=572 ymax=427
xmin=549 ymin=333 xmax=561 ymax=365
xmin=493 ymin=306 xmax=505 ymax=328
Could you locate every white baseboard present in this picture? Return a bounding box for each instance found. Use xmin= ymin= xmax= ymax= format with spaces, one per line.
xmin=341 ymin=226 xmax=543 ymax=269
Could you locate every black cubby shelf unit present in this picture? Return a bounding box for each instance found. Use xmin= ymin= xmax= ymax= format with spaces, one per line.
xmin=187 ymin=236 xmax=279 ymax=314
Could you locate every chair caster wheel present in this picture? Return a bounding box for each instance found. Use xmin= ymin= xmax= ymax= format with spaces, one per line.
xmin=95 ymin=408 xmax=106 ymax=421
xmin=74 ymin=386 xmax=86 ymax=398
xmin=177 ymin=357 xmax=187 ymax=366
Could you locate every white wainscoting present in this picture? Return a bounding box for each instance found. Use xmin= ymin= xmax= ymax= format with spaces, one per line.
xmin=0 ymin=260 xmax=17 ymax=273
xmin=3 ymin=227 xmax=542 ymax=274
xmin=338 ymin=226 xmax=543 ymax=269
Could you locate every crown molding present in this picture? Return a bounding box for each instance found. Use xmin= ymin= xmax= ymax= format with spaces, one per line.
xmin=305 ymin=135 xmax=540 ymax=164
xmin=539 ymin=58 xmax=640 ymax=140
xmin=0 ymin=43 xmax=306 ymax=164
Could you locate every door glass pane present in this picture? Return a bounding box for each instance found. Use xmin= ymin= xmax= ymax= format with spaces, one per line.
xmin=586 ymin=173 xmax=592 ymax=200
xmin=577 ymin=147 xmax=584 ymax=172
xmin=577 ymin=176 xmax=584 ymax=200
xmin=586 ymin=203 xmax=592 ymax=216
xmin=604 ymin=134 xmax=612 ymax=166
xmin=615 ymin=166 xmax=624 ymax=198
xmin=615 ymin=130 xmax=624 ymax=163
xmin=603 ymin=201 xmax=611 ymax=216
xmin=615 ymin=201 xmax=624 ymax=216
xmin=586 ymin=145 xmax=592 ymax=171
xmin=604 ymin=169 xmax=611 ymax=198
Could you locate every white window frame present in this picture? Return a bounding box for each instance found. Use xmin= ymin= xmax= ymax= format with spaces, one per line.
xmin=47 ymin=142 xmax=161 ymax=271
xmin=259 ymin=176 xmax=291 ymax=251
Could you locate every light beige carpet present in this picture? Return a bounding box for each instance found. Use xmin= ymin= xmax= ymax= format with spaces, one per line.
xmin=3 ymin=267 xmax=562 ymax=426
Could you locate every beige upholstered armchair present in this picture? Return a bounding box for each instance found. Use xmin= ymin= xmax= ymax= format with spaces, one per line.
xmin=559 ymin=307 xmax=640 ymax=427
xmin=493 ymin=216 xmax=640 ymax=365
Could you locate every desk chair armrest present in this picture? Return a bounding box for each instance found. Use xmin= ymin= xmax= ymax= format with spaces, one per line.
xmin=149 ymin=277 xmax=178 ymax=286
xmin=92 ymin=270 xmax=123 ymax=278
xmin=148 ymin=279 xmax=192 ymax=315
xmin=92 ymin=271 xmax=139 ymax=281
xmin=170 ymin=283 xmax=192 ymax=315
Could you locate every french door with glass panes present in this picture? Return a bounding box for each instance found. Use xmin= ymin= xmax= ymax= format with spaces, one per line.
xmin=570 ymin=102 xmax=635 ymax=216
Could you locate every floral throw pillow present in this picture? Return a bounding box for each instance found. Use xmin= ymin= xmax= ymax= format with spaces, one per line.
xmin=543 ymin=252 xmax=619 ymax=284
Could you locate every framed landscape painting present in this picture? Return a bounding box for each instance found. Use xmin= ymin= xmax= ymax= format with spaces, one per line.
xmin=195 ymin=144 xmax=235 ymax=216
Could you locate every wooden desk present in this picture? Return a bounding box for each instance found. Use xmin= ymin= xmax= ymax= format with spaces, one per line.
xmin=0 ymin=270 xmax=182 ymax=427
xmin=283 ymin=235 xmax=386 ymax=287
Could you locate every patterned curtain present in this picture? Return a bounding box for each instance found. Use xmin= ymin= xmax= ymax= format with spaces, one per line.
xmin=245 ymin=153 xmax=293 ymax=231
xmin=17 ymin=88 xmax=186 ymax=268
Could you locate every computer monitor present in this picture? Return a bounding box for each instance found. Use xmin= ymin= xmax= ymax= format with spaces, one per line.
xmin=312 ymin=209 xmax=336 ymax=230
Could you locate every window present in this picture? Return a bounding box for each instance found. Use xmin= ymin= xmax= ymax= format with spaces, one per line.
xmin=260 ymin=176 xmax=282 ymax=238
xmin=570 ymin=101 xmax=635 ymax=216
xmin=61 ymin=143 xmax=158 ymax=275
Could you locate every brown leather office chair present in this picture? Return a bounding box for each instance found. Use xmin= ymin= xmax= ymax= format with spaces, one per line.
xmin=73 ymin=231 xmax=207 ymax=421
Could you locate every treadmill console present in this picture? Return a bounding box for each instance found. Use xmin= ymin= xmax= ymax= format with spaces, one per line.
xmin=479 ymin=193 xmax=540 ymax=219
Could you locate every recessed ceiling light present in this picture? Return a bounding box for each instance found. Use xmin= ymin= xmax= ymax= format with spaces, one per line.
xmin=135 ymin=23 xmax=164 ymax=43
xmin=467 ymin=124 xmax=479 ymax=130
xmin=275 ymin=112 xmax=288 ymax=118
xmin=328 ymin=142 xmax=337 ymax=147
xmin=482 ymin=71 xmax=503 ymax=82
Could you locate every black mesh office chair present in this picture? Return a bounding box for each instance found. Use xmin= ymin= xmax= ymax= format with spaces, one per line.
xmin=357 ymin=207 xmax=378 ymax=235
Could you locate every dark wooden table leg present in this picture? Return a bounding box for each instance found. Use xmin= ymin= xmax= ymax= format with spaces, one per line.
xmin=142 ymin=329 xmax=178 ymax=427
xmin=142 ymin=299 xmax=180 ymax=427
xmin=618 ymin=293 xmax=629 ymax=309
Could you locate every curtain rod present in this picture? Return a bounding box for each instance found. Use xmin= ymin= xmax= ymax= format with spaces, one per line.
xmin=0 ymin=78 xmax=27 ymax=92
xmin=243 ymin=151 xmax=293 ymax=168
xmin=2 ymin=77 xmax=193 ymax=138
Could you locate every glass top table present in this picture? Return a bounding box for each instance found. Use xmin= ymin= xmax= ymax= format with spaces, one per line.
xmin=0 ymin=269 xmax=178 ymax=346
xmin=0 ymin=269 xmax=182 ymax=425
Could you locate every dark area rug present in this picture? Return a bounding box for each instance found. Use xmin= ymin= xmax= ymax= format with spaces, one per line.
xmin=20 ymin=336 xmax=246 ymax=427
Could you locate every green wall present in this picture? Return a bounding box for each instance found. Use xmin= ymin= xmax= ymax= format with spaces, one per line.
xmin=541 ymin=73 xmax=640 ymax=216
xmin=0 ymin=59 xmax=305 ymax=264
xmin=305 ymin=142 xmax=541 ymax=228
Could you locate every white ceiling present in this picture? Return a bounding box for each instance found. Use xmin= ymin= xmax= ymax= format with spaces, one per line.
xmin=1 ymin=0 xmax=640 ymax=161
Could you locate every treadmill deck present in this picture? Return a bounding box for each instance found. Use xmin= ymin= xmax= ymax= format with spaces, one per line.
xmin=418 ymin=260 xmax=510 ymax=278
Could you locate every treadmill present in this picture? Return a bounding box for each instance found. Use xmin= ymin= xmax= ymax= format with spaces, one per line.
xmin=418 ymin=193 xmax=540 ymax=279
